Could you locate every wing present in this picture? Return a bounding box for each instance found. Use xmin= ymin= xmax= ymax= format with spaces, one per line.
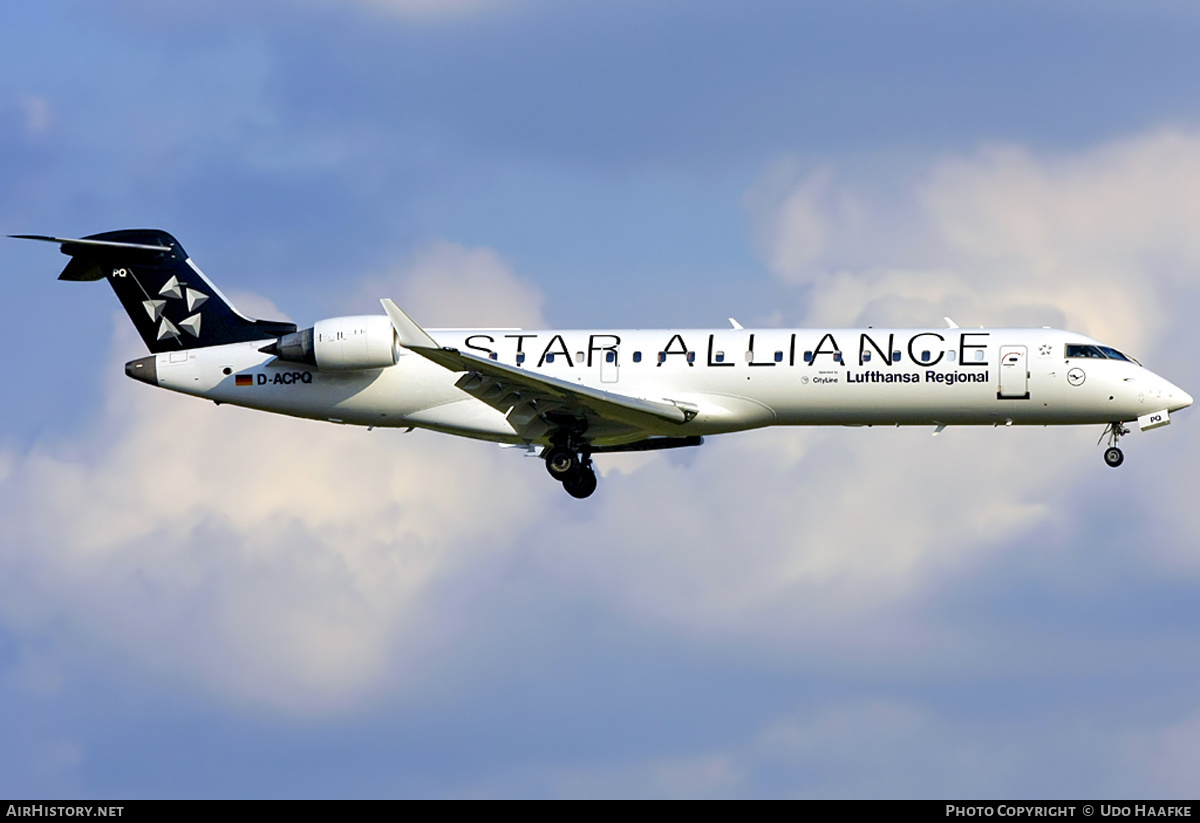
xmin=381 ymin=299 xmax=697 ymax=442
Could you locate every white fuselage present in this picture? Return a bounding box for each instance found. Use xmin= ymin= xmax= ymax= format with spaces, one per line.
xmin=147 ymin=325 xmax=1192 ymax=446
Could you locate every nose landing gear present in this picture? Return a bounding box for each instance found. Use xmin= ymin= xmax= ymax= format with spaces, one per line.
xmin=543 ymin=443 xmax=598 ymax=498
xmin=1100 ymin=422 xmax=1130 ymax=468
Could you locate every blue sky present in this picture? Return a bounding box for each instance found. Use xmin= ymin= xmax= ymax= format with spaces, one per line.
xmin=2 ymin=0 xmax=1199 ymax=798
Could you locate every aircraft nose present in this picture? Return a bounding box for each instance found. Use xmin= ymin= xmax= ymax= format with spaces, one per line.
xmin=1166 ymin=381 xmax=1193 ymax=412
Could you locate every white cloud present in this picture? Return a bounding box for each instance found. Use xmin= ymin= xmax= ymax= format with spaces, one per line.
xmin=1 ymin=365 xmax=546 ymax=712
xmin=350 ymin=239 xmax=546 ymax=329
xmin=534 ymin=424 xmax=1086 ymax=653
xmin=0 ymin=244 xmax=550 ymax=713
xmin=3 ymin=132 xmax=1199 ymax=801
xmin=743 ymin=164 xmax=837 ymax=284
xmin=7 ymin=126 xmax=1197 ymax=719
xmin=734 ymin=126 xmax=1200 ymax=597
xmin=751 ymin=129 xmax=1200 ymax=356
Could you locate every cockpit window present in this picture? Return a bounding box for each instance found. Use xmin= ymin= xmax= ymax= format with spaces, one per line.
xmin=1066 ymin=344 xmax=1139 ymax=364
xmin=1098 ymin=346 xmax=1134 ymax=363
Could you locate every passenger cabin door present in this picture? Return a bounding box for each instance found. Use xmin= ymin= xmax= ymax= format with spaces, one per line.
xmin=998 ymin=345 xmax=1029 ymax=399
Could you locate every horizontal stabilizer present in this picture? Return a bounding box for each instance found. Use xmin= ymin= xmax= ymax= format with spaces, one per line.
xmin=11 ymin=234 xmax=173 ymax=253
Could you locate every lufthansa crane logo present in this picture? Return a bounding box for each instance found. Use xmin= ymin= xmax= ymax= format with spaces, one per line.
xmin=1067 ymin=367 xmax=1086 ymax=386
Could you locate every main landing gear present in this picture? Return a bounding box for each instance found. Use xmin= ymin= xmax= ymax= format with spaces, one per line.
xmin=1100 ymin=421 xmax=1130 ymax=468
xmin=543 ymin=443 xmax=598 ymax=499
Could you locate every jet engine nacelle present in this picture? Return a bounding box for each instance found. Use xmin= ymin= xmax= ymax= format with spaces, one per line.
xmin=266 ymin=315 xmax=400 ymax=370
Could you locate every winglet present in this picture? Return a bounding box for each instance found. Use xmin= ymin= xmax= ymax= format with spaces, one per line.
xmin=729 ymin=317 xmax=743 ymax=330
xmin=381 ymin=299 xmax=439 ymax=350
xmin=944 ymin=316 xmax=959 ymax=329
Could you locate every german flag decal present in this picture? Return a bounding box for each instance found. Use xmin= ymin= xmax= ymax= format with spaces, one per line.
xmin=235 ymin=374 xmax=253 ymax=387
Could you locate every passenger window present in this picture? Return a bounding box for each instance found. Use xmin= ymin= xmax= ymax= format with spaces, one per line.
xmin=633 ymin=351 xmax=642 ymax=363
xmin=546 ymin=353 xmax=555 ymax=363
xmin=892 ymin=350 xmax=901 ymax=362
xmin=605 ymin=351 xmax=615 ymax=363
xmin=946 ymin=350 xmax=956 ymax=362
xmin=516 ymin=353 xmax=525 ymax=365
xmin=686 ymin=351 xmax=695 ymax=363
xmin=804 ymin=351 xmax=813 ymax=362
xmin=715 ymin=351 xmax=725 ymax=363
xmin=658 ymin=352 xmax=666 ymax=364
xmin=863 ymin=351 xmax=872 ymax=362
xmin=576 ymin=351 xmax=585 ymax=362
xmin=921 ymin=350 xmax=931 ymax=362
xmin=774 ymin=351 xmax=783 ymax=362
xmin=489 ymin=352 xmax=498 ymax=360
xmin=834 ymin=352 xmax=843 ymax=364
xmin=975 ymin=350 xmax=985 ymax=361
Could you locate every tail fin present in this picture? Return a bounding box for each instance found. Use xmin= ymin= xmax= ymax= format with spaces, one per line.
xmin=13 ymin=229 xmax=296 ymax=352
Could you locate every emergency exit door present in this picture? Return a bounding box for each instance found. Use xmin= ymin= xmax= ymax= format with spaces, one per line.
xmin=600 ymin=347 xmax=619 ymax=383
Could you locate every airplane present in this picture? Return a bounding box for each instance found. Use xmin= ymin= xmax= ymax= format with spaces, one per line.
xmin=14 ymin=229 xmax=1194 ymax=499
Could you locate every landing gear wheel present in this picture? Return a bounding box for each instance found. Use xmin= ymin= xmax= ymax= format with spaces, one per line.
xmin=1099 ymin=422 xmax=1130 ymax=468
xmin=563 ymin=466 xmax=598 ymax=499
xmin=543 ymin=445 xmax=578 ymax=480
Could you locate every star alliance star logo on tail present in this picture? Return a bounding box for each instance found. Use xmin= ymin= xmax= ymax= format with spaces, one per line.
xmin=136 ymin=273 xmax=209 ymax=342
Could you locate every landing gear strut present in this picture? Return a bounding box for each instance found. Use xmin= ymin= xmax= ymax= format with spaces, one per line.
xmin=1100 ymin=421 xmax=1130 ymax=468
xmin=542 ymin=441 xmax=597 ymax=498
